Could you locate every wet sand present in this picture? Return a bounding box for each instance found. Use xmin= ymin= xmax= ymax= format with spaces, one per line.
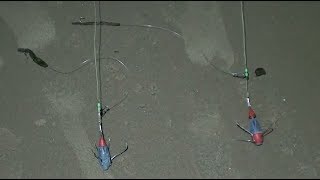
xmin=0 ymin=1 xmax=319 ymax=178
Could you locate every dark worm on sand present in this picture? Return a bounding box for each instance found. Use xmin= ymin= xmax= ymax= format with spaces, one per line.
xmin=17 ymin=48 xmax=48 ymax=68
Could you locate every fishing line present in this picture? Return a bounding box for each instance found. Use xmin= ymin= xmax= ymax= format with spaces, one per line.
xmin=202 ymin=53 xmax=235 ymax=77
xmin=93 ymin=0 xmax=105 ymax=135
xmin=17 ymin=48 xmax=129 ymax=113
xmin=241 ymin=1 xmax=250 ymax=99
xmin=47 ymin=59 xmax=91 ymax=74
xmin=71 ymin=19 xmax=183 ymax=40
xmin=120 ymin=24 xmax=183 ymax=39
xmin=98 ymin=0 xmax=103 ymax=107
xmin=93 ymin=1 xmax=100 ymax=133
xmin=18 ymin=52 xmax=128 ymax=75
xmin=202 ymin=1 xmax=250 ymax=83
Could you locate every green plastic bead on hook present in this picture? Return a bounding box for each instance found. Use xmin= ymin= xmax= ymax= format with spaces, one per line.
xmin=98 ymin=103 xmax=101 ymax=115
xmin=244 ymin=68 xmax=249 ymax=80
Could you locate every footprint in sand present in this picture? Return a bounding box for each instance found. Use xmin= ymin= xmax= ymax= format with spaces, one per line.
xmin=0 ymin=128 xmax=23 ymax=178
xmin=174 ymin=1 xmax=235 ymax=68
xmin=42 ymin=79 xmax=114 ymax=178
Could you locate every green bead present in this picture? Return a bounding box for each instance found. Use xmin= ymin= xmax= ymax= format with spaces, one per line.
xmin=97 ymin=103 xmax=101 ymax=111
xmin=244 ymin=68 xmax=249 ymax=79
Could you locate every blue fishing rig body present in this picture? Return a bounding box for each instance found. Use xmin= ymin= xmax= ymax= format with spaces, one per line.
xmin=93 ymin=134 xmax=128 ymax=171
xmin=236 ymin=98 xmax=274 ymax=146
xmin=92 ymin=105 xmax=128 ymax=171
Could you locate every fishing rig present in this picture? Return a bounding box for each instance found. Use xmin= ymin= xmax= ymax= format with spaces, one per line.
xmin=17 ymin=1 xmax=130 ymax=171
xmin=71 ymin=0 xmax=184 ymax=169
xmin=71 ymin=1 xmax=182 ymax=170
xmin=17 ymin=1 xmax=183 ymax=170
xmin=88 ymin=1 xmax=129 ymax=171
xmin=236 ymin=1 xmax=277 ymax=146
xmin=235 ymin=1 xmax=277 ymax=145
xmin=203 ymin=1 xmax=274 ymax=145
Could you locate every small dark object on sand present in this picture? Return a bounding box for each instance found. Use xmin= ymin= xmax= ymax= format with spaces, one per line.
xmin=255 ymin=68 xmax=266 ymax=77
